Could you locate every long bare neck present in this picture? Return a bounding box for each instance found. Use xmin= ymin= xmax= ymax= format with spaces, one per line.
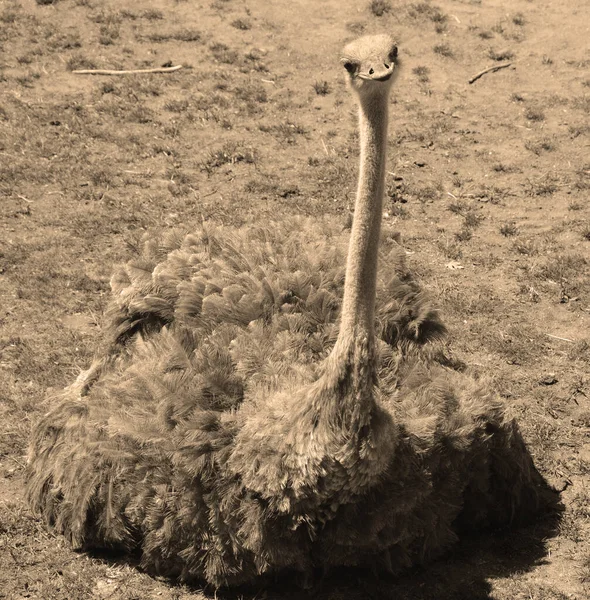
xmin=337 ymin=94 xmax=389 ymax=351
xmin=312 ymin=92 xmax=389 ymax=429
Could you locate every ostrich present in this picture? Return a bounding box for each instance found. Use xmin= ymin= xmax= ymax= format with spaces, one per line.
xmin=26 ymin=35 xmax=555 ymax=588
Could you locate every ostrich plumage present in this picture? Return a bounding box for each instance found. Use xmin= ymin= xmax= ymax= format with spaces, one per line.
xmin=26 ymin=35 xmax=554 ymax=588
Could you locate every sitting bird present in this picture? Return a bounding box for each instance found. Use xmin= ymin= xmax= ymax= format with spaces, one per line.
xmin=26 ymin=34 xmax=555 ymax=588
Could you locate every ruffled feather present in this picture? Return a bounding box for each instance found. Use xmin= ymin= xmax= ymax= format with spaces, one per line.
xmin=26 ymin=216 xmax=555 ymax=587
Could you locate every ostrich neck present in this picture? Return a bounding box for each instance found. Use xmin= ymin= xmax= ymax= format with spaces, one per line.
xmin=302 ymin=93 xmax=391 ymax=460
xmin=336 ymin=94 xmax=389 ymax=357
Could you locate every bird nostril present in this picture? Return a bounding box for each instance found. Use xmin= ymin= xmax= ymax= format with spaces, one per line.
xmin=369 ymin=68 xmax=374 ymax=75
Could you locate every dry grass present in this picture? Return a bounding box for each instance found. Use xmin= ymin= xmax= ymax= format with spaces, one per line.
xmin=1 ymin=0 xmax=589 ymax=598
xmin=369 ymin=0 xmax=391 ymax=17
xmin=433 ymin=42 xmax=454 ymax=57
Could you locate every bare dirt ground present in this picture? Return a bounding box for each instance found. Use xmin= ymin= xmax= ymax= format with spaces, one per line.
xmin=0 ymin=0 xmax=589 ymax=598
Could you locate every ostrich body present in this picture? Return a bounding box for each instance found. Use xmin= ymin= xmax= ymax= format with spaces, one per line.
xmin=26 ymin=35 xmax=553 ymax=587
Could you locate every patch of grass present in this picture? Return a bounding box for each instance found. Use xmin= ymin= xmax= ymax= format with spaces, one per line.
xmin=511 ymin=92 xmax=525 ymax=102
xmin=491 ymin=22 xmax=505 ymax=35
xmin=146 ymin=29 xmax=201 ymax=42
xmin=308 ymin=155 xmax=354 ymax=202
xmin=524 ymin=137 xmax=557 ymax=154
xmin=567 ymin=59 xmax=590 ymax=69
xmin=142 ymin=9 xmax=164 ymax=20
xmin=200 ymin=141 xmax=257 ymax=173
xmin=437 ymin=238 xmax=462 ymax=260
xmin=243 ymin=49 xmax=267 ymax=71
xmin=571 ymin=95 xmax=590 ymax=112
xmin=512 ymin=12 xmax=526 ymax=26
xmin=173 ymin=28 xmax=202 ymax=42
xmin=559 ymin=511 xmax=584 ymax=543
xmin=99 ymin=24 xmax=120 ymax=46
xmin=526 ymin=175 xmax=559 ymax=196
xmin=164 ymin=99 xmax=190 ymax=112
xmin=455 ymin=227 xmax=472 ymax=242
xmin=448 ymin=200 xmax=468 ymax=215
xmin=259 ymin=122 xmax=307 ymax=144
xmin=231 ymin=18 xmax=251 ymax=30
xmin=15 ymin=73 xmax=41 ymax=87
xmin=492 ymin=163 xmax=517 ymax=173
xmin=66 ymin=54 xmax=98 ymax=71
xmin=233 ymin=83 xmax=268 ymax=113
xmin=412 ymin=65 xmax=430 ymax=83
xmin=478 ymin=30 xmax=494 ymax=39
xmin=500 ymin=222 xmax=518 ymax=236
xmin=434 ymin=22 xmax=447 ymax=34
xmin=433 ymin=43 xmax=454 ymax=58
xmin=47 ymin=31 xmax=82 ymax=50
xmin=369 ymin=0 xmax=391 ymax=17
xmin=119 ymin=8 xmax=138 ymax=19
xmin=411 ymin=182 xmax=442 ymax=203
xmin=89 ymin=168 xmax=116 ymax=187
xmin=542 ymin=55 xmax=553 ymax=65
xmin=90 ymin=9 xmax=122 ymax=25
xmin=488 ymin=48 xmax=514 ymax=61
xmin=211 ymin=0 xmax=232 ymax=9
xmin=536 ymin=253 xmax=587 ymax=284
xmin=346 ymin=21 xmax=366 ymax=34
xmin=313 ymin=81 xmax=331 ymax=95
xmin=524 ymin=106 xmax=545 ymax=121
xmin=409 ymin=1 xmax=431 ymax=15
xmin=99 ymin=82 xmax=116 ymax=94
xmin=463 ymin=210 xmax=484 ymax=228
xmin=569 ymin=124 xmax=590 ymax=138
xmin=0 ymin=7 xmax=19 ymax=23
xmin=244 ymin=178 xmax=300 ymax=199
xmin=572 ymin=165 xmax=590 ymax=191
xmin=513 ymin=237 xmax=541 ymax=256
xmin=389 ymin=202 xmax=409 ymax=218
xmin=409 ymin=2 xmax=447 ymax=25
xmin=518 ymin=283 xmax=540 ymax=303
xmin=16 ymin=54 xmax=33 ymax=65
xmin=210 ymin=42 xmax=239 ymax=64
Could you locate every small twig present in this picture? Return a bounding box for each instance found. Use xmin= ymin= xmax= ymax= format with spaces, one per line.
xmin=7 ymin=455 xmax=26 ymax=468
xmin=9 ymin=547 xmax=22 ymax=567
xmin=72 ymin=65 xmax=183 ymax=75
xmin=202 ymin=188 xmax=220 ymax=199
xmin=545 ymin=333 xmax=575 ymax=343
xmin=469 ymin=62 xmax=512 ymax=84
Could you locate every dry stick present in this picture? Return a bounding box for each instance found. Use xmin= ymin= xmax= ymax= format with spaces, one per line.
xmin=546 ymin=333 xmax=575 ymax=343
xmin=72 ymin=65 xmax=183 ymax=75
xmin=468 ymin=62 xmax=512 ymax=84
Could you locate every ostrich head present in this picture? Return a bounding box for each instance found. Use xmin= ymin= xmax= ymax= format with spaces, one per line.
xmin=341 ymin=34 xmax=398 ymax=103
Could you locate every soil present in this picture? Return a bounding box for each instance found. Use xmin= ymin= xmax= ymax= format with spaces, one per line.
xmin=0 ymin=0 xmax=589 ymax=599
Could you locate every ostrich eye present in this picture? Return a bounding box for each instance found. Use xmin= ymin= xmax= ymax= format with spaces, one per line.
xmin=343 ymin=61 xmax=357 ymax=74
xmin=388 ymin=46 xmax=398 ymax=62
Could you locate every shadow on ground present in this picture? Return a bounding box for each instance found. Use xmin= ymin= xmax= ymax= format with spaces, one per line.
xmin=87 ymin=499 xmax=561 ymax=600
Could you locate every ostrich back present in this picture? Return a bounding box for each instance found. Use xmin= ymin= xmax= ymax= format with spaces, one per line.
xmin=26 ymin=217 xmax=553 ymax=587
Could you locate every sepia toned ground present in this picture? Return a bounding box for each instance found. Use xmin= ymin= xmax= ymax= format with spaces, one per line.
xmin=0 ymin=0 xmax=589 ymax=598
